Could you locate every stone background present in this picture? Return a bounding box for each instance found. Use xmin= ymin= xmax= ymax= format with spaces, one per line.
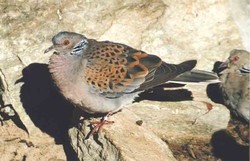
xmin=0 ymin=0 xmax=249 ymax=160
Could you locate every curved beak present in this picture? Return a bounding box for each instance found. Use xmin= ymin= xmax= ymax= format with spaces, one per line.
xmin=44 ymin=45 xmax=54 ymax=54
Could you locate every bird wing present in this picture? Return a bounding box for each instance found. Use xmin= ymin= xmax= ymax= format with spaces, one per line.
xmin=84 ymin=41 xmax=196 ymax=98
xmin=239 ymin=65 xmax=250 ymax=74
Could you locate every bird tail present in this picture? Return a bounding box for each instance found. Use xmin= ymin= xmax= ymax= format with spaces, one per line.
xmin=169 ymin=69 xmax=220 ymax=84
xmin=132 ymin=60 xmax=197 ymax=92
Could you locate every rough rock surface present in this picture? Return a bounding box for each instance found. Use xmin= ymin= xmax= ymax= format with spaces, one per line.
xmin=0 ymin=0 xmax=248 ymax=161
xmin=0 ymin=119 xmax=66 ymax=161
xmin=131 ymin=84 xmax=229 ymax=144
xmin=69 ymin=109 xmax=177 ymax=161
xmin=229 ymin=0 xmax=250 ymax=51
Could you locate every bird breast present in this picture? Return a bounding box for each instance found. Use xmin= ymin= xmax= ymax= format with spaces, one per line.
xmin=48 ymin=53 xmax=138 ymax=114
xmin=221 ymin=71 xmax=250 ymax=121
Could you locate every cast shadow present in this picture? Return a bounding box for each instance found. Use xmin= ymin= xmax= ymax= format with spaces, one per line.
xmin=137 ymin=61 xmax=226 ymax=103
xmin=136 ymin=61 xmax=225 ymax=104
xmin=211 ymin=130 xmax=249 ymax=161
xmin=16 ymin=63 xmax=78 ymax=161
xmin=0 ymin=81 xmax=27 ymax=131
xmin=135 ymin=83 xmax=193 ymax=102
xmin=206 ymin=61 xmax=224 ymax=104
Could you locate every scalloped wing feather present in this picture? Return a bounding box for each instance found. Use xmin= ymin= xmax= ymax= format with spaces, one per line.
xmin=84 ymin=41 xmax=162 ymax=97
xmin=84 ymin=41 xmax=196 ymax=98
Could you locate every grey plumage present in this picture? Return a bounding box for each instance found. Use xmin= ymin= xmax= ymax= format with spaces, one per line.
xmin=44 ymin=31 xmax=219 ymax=115
xmin=44 ymin=31 xmax=198 ymax=114
xmin=219 ymin=49 xmax=250 ymax=122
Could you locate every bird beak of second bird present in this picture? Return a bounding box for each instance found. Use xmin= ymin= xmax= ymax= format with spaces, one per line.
xmin=44 ymin=45 xmax=54 ymax=54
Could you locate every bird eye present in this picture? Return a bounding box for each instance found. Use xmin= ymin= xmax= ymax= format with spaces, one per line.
xmin=233 ymin=56 xmax=239 ymax=62
xmin=63 ymin=40 xmax=70 ymax=45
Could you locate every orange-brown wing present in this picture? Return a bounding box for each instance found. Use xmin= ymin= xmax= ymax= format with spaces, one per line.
xmin=84 ymin=41 xmax=162 ymax=98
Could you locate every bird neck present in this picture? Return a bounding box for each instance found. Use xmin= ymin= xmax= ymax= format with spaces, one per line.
xmin=48 ymin=53 xmax=85 ymax=86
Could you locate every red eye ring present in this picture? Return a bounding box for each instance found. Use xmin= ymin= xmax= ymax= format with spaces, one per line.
xmin=63 ymin=40 xmax=70 ymax=45
xmin=233 ymin=55 xmax=239 ymax=62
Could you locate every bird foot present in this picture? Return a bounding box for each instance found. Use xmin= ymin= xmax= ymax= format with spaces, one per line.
xmin=86 ymin=112 xmax=114 ymax=139
xmin=192 ymin=101 xmax=213 ymax=125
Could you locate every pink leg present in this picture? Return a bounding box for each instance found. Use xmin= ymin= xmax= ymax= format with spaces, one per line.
xmin=87 ymin=112 xmax=114 ymax=139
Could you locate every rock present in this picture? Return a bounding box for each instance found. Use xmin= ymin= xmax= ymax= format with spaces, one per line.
xmin=130 ymin=84 xmax=230 ymax=144
xmin=229 ymin=0 xmax=250 ymax=51
xmin=0 ymin=75 xmax=4 ymax=96
xmin=0 ymin=0 xmax=242 ymax=134
xmin=0 ymin=120 xmax=67 ymax=161
xmin=0 ymin=54 xmax=43 ymax=136
xmin=69 ymin=108 xmax=177 ymax=161
xmin=68 ymin=83 xmax=230 ymax=161
xmin=0 ymin=0 xmax=247 ymax=160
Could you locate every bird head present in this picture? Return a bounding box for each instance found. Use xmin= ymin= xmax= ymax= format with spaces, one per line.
xmin=44 ymin=31 xmax=88 ymax=56
xmin=219 ymin=49 xmax=250 ymax=71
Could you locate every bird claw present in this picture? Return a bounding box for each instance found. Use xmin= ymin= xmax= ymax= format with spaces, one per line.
xmin=90 ymin=120 xmax=114 ymax=133
xmin=85 ymin=112 xmax=114 ymax=139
